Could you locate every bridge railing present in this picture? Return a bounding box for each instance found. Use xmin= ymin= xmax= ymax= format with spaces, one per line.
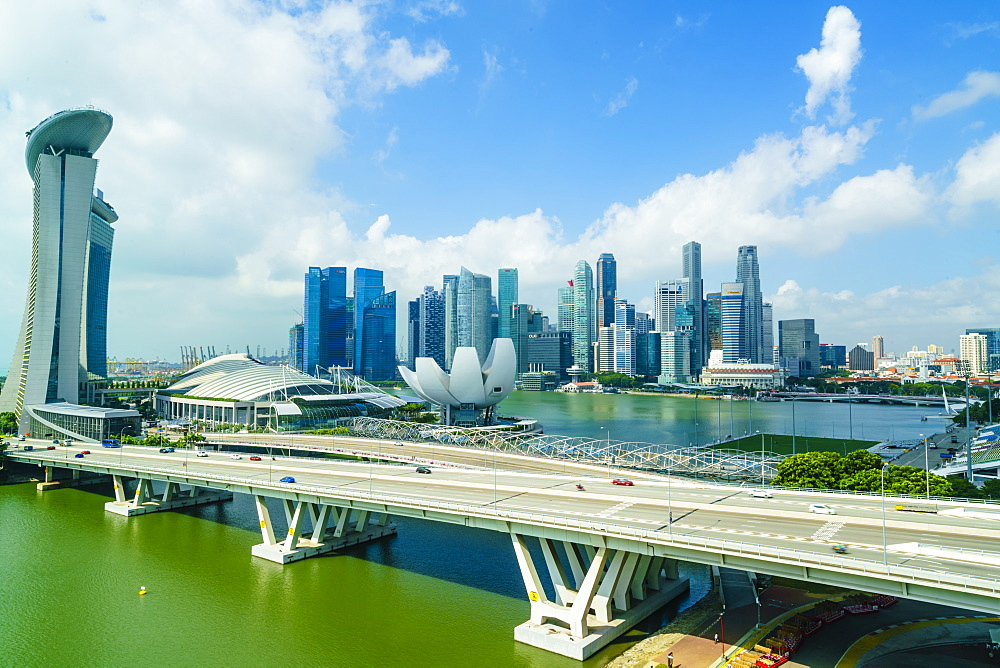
xmin=13 ymin=452 xmax=1000 ymax=599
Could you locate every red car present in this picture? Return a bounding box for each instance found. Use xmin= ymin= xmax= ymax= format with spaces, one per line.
xmin=80 ymin=450 xmax=91 ymax=455
xmin=46 ymin=446 xmax=56 ymax=450
xmin=611 ymin=479 xmax=634 ymax=486
xmin=249 ymin=456 xmax=262 ymax=461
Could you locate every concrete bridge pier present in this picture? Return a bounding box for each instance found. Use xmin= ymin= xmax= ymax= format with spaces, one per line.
xmin=510 ymin=534 xmax=688 ymax=661
xmin=251 ymin=497 xmax=396 ymax=564
xmin=36 ymin=466 xmax=107 ymax=491
xmin=104 ymin=475 xmax=233 ymax=516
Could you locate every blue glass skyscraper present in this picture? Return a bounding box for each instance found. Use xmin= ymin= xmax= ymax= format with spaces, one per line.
xmin=597 ymin=253 xmax=617 ymax=328
xmin=359 ymin=291 xmax=396 ymax=380
xmin=303 ymin=266 xmax=347 ymax=375
xmin=497 ymin=268 xmax=518 ymax=339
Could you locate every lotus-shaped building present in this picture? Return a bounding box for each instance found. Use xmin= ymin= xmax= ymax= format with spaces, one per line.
xmin=399 ymin=339 xmax=516 ymax=426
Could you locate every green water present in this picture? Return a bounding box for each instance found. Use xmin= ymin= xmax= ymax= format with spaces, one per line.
xmin=0 ymin=393 xmax=934 ymax=665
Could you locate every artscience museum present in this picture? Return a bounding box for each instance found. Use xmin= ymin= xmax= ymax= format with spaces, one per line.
xmin=398 ymin=339 xmax=516 ymax=426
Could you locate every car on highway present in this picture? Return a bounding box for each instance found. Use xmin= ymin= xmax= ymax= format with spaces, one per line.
xmin=46 ymin=446 xmax=56 ymax=450
xmin=22 ymin=445 xmax=33 ymax=451
xmin=279 ymin=476 xmax=295 ymax=483
xmin=249 ymin=456 xmax=262 ymax=461
xmin=747 ymin=489 xmax=773 ymax=498
xmin=611 ymin=479 xmax=634 ymax=486
xmin=159 ymin=447 xmax=173 ymax=453
xmin=52 ymin=439 xmax=60 ymax=444
xmin=809 ymin=503 xmax=837 ymax=515
xmin=74 ymin=453 xmax=84 ymax=458
xmin=230 ymin=454 xmax=242 ymax=460
xmin=415 ymin=466 xmax=432 ymax=474
xmin=196 ymin=451 xmax=209 ymax=457
xmin=80 ymin=450 xmax=91 ymax=455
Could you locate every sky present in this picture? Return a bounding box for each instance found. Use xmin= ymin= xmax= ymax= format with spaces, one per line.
xmin=0 ymin=0 xmax=999 ymax=367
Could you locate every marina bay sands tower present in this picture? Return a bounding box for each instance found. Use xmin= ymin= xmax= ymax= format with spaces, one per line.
xmin=0 ymin=109 xmax=117 ymax=423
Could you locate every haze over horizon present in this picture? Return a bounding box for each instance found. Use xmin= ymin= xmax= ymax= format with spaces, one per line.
xmin=0 ymin=1 xmax=998 ymax=365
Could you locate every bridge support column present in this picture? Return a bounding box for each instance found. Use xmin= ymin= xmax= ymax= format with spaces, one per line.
xmin=251 ymin=498 xmax=396 ymax=564
xmin=36 ymin=466 xmax=107 ymax=491
xmin=511 ymin=534 xmax=689 ymax=661
xmin=105 ymin=477 xmax=232 ymax=516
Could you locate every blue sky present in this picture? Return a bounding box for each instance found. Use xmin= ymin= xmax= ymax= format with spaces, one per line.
xmin=0 ymin=1 xmax=998 ymax=366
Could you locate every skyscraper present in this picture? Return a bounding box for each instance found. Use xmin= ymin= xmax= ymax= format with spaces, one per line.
xmin=303 ymin=266 xmax=348 ymax=375
xmin=359 ymin=291 xmax=397 ymax=380
xmin=353 ymin=268 xmax=386 ymax=377
xmin=960 ymin=333 xmax=989 ymax=374
xmin=457 ymin=267 xmax=493 ymax=364
xmin=706 ymin=292 xmax=722 ymax=352
xmin=613 ymin=298 xmax=636 ymax=375
xmin=965 ymin=328 xmax=1000 ymax=372
xmin=720 ymin=283 xmax=744 ymax=363
xmin=288 ymin=323 xmax=304 ymax=370
xmin=872 ymin=334 xmax=884 ymax=361
xmin=417 ymin=286 xmax=445 ymax=369
xmin=557 ymin=283 xmax=575 ymax=334
xmin=654 ymin=279 xmax=690 ymax=332
xmin=779 ymin=319 xmax=820 ymax=377
xmin=735 ymin=245 xmax=764 ymax=363
xmin=497 ymin=268 xmax=518 ymax=339
xmin=572 ymin=261 xmax=595 ymax=371
xmin=596 ymin=252 xmax=617 ymax=328
xmin=407 ymin=297 xmax=421 ymax=369
xmin=762 ymin=302 xmax=774 ymax=363
xmin=682 ymin=241 xmax=704 ymax=372
xmin=443 ymin=274 xmax=459 ymax=369
xmin=1 ymin=109 xmax=117 ymax=420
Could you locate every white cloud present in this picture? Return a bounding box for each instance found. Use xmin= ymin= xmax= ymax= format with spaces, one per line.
xmin=945 ymin=21 xmax=1000 ymax=42
xmin=374 ymin=126 xmax=399 ymax=165
xmin=948 ymin=132 xmax=1000 ymax=209
xmin=406 ymin=0 xmax=464 ymax=23
xmin=796 ymin=5 xmax=862 ymax=125
xmin=605 ymin=76 xmax=638 ymax=117
xmin=479 ymin=48 xmax=503 ymax=102
xmin=912 ymin=71 xmax=1000 ymax=121
xmin=768 ymin=269 xmax=1000 ymax=351
xmin=372 ymin=37 xmax=451 ymax=92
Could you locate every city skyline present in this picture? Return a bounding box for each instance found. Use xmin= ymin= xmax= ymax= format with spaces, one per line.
xmin=0 ymin=2 xmax=999 ymax=367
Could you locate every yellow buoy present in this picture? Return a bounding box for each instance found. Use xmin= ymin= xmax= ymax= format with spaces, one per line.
xmin=139 ymin=586 xmax=147 ymax=595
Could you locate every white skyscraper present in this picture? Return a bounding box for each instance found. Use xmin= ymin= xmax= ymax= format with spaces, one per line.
xmin=1 ymin=109 xmax=117 ymax=425
xmin=572 ymin=261 xmax=595 ymax=371
xmin=961 ymin=333 xmax=989 ymax=374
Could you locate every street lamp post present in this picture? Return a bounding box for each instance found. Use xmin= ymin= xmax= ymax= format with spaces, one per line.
xmin=881 ymin=463 xmax=889 ymax=568
xmin=921 ymin=433 xmax=929 ymax=499
xmin=960 ymin=361 xmax=974 ymax=484
xmin=601 ymin=426 xmax=611 ymax=477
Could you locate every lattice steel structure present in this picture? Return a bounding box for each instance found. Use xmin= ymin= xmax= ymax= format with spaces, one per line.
xmin=346 ymin=417 xmax=780 ymax=480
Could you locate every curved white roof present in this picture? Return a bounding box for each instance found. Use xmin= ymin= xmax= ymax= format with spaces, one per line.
xmin=165 ymin=354 xmax=403 ymax=404
xmin=399 ymin=339 xmax=515 ymax=409
xmin=25 ymin=108 xmax=113 ymax=176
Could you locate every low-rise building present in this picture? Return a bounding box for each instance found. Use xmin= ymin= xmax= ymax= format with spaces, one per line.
xmin=699 ymin=363 xmax=787 ymax=390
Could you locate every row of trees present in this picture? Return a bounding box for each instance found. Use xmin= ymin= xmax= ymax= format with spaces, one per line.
xmin=773 ymin=450 xmax=1000 ymax=499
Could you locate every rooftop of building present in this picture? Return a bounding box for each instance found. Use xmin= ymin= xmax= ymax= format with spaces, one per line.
xmin=30 ymin=402 xmax=140 ymax=418
xmin=25 ymin=107 xmax=113 ymax=177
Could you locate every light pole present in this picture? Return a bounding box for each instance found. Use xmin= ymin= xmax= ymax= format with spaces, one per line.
xmin=601 ymin=426 xmax=611 ymax=477
xmin=881 ymin=463 xmax=889 ymax=568
xmin=960 ymin=360 xmax=974 ymax=484
xmin=921 ymin=433 xmax=929 ymax=499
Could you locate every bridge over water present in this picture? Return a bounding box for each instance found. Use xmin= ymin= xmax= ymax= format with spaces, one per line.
xmin=9 ymin=438 xmax=1000 ymax=660
xmin=768 ymin=391 xmax=965 ymax=408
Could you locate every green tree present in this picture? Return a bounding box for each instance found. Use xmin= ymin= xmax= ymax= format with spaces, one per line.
xmin=836 ymin=449 xmax=882 ymax=477
xmin=981 ymin=478 xmax=1000 ymax=500
xmin=0 ymin=412 xmax=18 ymax=435
xmin=946 ymin=475 xmax=982 ymax=499
xmin=772 ymin=452 xmax=843 ymax=489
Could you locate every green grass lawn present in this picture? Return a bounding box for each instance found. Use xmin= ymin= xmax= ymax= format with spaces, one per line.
xmin=712 ymin=433 xmax=878 ymax=456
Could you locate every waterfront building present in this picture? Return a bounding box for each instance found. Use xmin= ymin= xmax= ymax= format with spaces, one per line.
xmin=288 ymin=324 xmax=304 ymax=371
xmin=353 ymin=268 xmax=385 ymax=374
xmin=966 ymin=328 xmax=1000 ymax=373
xmin=848 ymin=344 xmax=874 ymax=372
xmin=525 ymin=331 xmax=573 ymax=381
xmin=457 ymin=267 xmax=493 ymax=364
xmin=820 ymin=344 xmax=846 ymax=368
xmin=613 ymin=299 xmax=636 ymax=375
xmin=699 ymin=362 xmax=787 ymax=389
xmin=157 ymin=354 xmax=404 ymax=430
xmin=443 ymin=274 xmax=459 ymax=369
xmin=654 ymin=278 xmax=689 ymax=333
xmin=596 ymin=252 xmax=617 ymax=328
xmin=682 ymin=241 xmax=705 ymax=372
xmin=572 ymin=261 xmax=595 ymax=372
xmin=778 ymin=319 xmax=820 ymax=377
xmin=960 ymin=333 xmax=989 ymax=374
xmin=303 ymin=266 xmax=349 ymax=376
xmin=596 ymin=326 xmax=616 ymax=373
xmin=636 ymin=332 xmax=661 ymax=378
xmin=1 ymin=109 xmax=118 ymax=422
xmin=510 ymin=303 xmax=532 ymax=375
xmin=407 ymin=297 xmax=420 ymax=370
xmin=706 ymin=292 xmax=722 ymax=352
xmin=735 ymin=245 xmax=764 ymax=363
xmin=497 ymin=268 xmax=518 ymax=340
xmin=24 ymin=403 xmax=140 ymax=443
xmin=720 ymin=283 xmax=744 ymax=363
xmin=762 ymin=302 xmax=774 ymax=363
xmin=658 ymin=331 xmax=692 ymax=384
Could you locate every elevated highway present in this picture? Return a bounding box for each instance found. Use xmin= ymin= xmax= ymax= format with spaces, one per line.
xmin=10 ymin=438 xmax=1000 ymax=659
